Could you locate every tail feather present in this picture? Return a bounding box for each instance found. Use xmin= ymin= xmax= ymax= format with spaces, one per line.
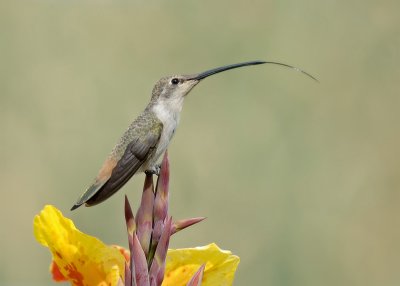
xmin=70 ymin=180 xmax=107 ymax=211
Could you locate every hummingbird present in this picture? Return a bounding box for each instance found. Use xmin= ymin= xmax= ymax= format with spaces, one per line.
xmin=71 ymin=60 xmax=316 ymax=210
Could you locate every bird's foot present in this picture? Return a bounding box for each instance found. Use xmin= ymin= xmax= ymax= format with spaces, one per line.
xmin=145 ymin=164 xmax=161 ymax=176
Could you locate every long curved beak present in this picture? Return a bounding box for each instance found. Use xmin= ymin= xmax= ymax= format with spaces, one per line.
xmin=188 ymin=61 xmax=266 ymax=81
xmin=187 ymin=60 xmax=318 ymax=82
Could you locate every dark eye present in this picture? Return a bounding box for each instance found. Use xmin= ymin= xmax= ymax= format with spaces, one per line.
xmin=171 ymin=78 xmax=179 ymax=85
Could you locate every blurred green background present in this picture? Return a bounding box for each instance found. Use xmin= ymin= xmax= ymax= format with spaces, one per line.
xmin=1 ymin=0 xmax=399 ymax=285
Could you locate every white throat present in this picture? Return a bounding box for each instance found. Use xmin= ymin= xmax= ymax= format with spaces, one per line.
xmin=152 ymin=96 xmax=184 ymax=124
xmin=150 ymin=97 xmax=183 ymax=165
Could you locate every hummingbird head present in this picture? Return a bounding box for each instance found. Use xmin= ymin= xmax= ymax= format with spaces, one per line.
xmin=150 ymin=75 xmax=200 ymax=103
xmin=149 ymin=75 xmax=200 ymax=115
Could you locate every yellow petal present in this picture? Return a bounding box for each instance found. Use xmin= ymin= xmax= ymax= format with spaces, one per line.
xmin=163 ymin=243 xmax=240 ymax=286
xmin=34 ymin=205 xmax=125 ymax=286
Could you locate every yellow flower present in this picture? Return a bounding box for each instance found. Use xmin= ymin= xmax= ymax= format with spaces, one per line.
xmin=163 ymin=243 xmax=239 ymax=286
xmin=34 ymin=205 xmax=125 ymax=286
xmin=34 ymin=205 xmax=239 ymax=286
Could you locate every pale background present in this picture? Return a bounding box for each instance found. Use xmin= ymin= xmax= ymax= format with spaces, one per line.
xmin=1 ymin=0 xmax=399 ymax=285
